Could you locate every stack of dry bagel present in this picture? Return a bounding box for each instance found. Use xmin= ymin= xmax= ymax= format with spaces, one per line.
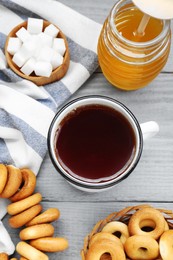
xmin=0 ymin=164 xmax=68 ymax=260
xmin=81 ymin=205 xmax=173 ymax=260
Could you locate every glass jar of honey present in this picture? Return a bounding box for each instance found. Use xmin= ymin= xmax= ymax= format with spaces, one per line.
xmin=97 ymin=0 xmax=171 ymax=90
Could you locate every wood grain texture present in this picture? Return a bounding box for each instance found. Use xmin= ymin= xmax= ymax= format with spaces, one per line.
xmin=5 ymin=202 xmax=173 ymax=259
xmin=36 ymin=73 xmax=173 ymax=202
xmin=2 ymin=0 xmax=173 ymax=259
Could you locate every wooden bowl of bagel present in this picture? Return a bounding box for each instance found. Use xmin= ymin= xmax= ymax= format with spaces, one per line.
xmin=81 ymin=204 xmax=173 ymax=260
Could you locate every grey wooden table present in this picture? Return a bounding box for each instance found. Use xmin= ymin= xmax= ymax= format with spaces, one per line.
xmin=4 ymin=0 xmax=173 ymax=259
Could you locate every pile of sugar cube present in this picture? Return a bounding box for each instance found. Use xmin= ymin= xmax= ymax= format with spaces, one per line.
xmin=7 ymin=18 xmax=66 ymax=77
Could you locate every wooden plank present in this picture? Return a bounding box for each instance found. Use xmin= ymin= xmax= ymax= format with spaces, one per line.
xmin=4 ymin=201 xmax=173 ymax=259
xmin=57 ymin=0 xmax=115 ymax=23
xmin=33 ymin=72 xmax=173 ymax=203
xmin=1 ymin=1 xmax=173 ymax=260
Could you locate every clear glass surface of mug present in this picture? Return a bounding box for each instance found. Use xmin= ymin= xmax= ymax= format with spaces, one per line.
xmin=97 ymin=0 xmax=171 ymax=90
xmin=47 ymin=96 xmax=159 ymax=192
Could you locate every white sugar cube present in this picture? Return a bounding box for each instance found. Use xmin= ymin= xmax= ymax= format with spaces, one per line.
xmin=27 ymin=18 xmax=43 ymax=34
xmin=12 ymin=50 xmax=29 ymax=67
xmin=37 ymin=46 xmax=54 ymax=62
xmin=51 ymin=51 xmax=63 ymax=70
xmin=38 ymin=32 xmax=53 ymax=48
xmin=20 ymin=36 xmax=38 ymax=57
xmin=44 ymin=24 xmax=59 ymax=38
xmin=33 ymin=47 xmax=42 ymax=59
xmin=16 ymin=27 xmax=31 ymax=43
xmin=20 ymin=57 xmax=36 ymax=75
xmin=52 ymin=38 xmax=66 ymax=56
xmin=12 ymin=38 xmax=37 ymax=67
xmin=7 ymin=37 xmax=22 ymax=55
xmin=34 ymin=61 xmax=52 ymax=77
xmin=30 ymin=36 xmax=44 ymax=59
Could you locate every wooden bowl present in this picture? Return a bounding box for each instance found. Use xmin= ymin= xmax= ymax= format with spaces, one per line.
xmin=81 ymin=204 xmax=173 ymax=260
xmin=5 ymin=20 xmax=70 ymax=86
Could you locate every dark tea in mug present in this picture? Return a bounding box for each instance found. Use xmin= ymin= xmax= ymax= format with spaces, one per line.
xmin=54 ymin=104 xmax=136 ymax=182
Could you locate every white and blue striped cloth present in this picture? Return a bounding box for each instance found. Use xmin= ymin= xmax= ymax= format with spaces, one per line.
xmin=0 ymin=0 xmax=101 ymax=253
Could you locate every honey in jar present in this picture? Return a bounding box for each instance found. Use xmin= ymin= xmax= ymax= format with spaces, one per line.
xmin=97 ymin=0 xmax=171 ymax=90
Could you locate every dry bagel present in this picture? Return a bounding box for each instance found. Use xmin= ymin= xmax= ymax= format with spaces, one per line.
xmin=10 ymin=168 xmax=36 ymax=202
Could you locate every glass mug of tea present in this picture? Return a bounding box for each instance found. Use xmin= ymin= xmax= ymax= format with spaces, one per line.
xmin=48 ymin=96 xmax=159 ymax=192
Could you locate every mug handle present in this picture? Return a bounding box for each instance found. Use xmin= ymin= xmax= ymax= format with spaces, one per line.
xmin=140 ymin=121 xmax=159 ymax=141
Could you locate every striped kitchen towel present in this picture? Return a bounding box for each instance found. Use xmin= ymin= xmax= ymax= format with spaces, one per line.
xmin=0 ymin=0 xmax=101 ymax=249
